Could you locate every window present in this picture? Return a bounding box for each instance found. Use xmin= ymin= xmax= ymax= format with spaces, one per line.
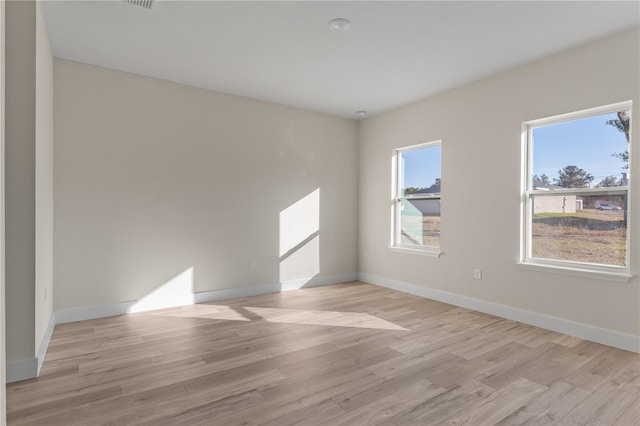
xmin=521 ymin=102 xmax=632 ymax=279
xmin=392 ymin=141 xmax=441 ymax=255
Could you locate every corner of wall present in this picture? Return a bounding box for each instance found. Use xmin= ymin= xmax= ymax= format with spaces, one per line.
xmin=36 ymin=313 xmax=55 ymax=375
xmin=34 ymin=0 xmax=55 ymax=356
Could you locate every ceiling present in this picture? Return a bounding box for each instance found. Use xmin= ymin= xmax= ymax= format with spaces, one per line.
xmin=42 ymin=1 xmax=640 ymax=119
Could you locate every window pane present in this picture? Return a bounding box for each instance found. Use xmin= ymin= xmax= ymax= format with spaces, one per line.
xmin=531 ymin=193 xmax=627 ymax=266
xmin=531 ymin=111 xmax=630 ymax=189
xmin=401 ymin=145 xmax=441 ymax=196
xmin=400 ymin=199 xmax=440 ymax=247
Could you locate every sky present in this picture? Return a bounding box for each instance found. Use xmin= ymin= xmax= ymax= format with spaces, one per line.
xmin=532 ymin=111 xmax=629 ymax=185
xmin=401 ymin=145 xmax=441 ymax=190
xmin=401 ymin=111 xmax=629 ymax=190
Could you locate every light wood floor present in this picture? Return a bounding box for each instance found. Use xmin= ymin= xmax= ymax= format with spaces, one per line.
xmin=7 ymin=282 xmax=640 ymax=425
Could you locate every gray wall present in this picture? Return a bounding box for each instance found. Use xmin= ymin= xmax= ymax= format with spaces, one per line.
xmin=5 ymin=0 xmax=36 ymax=364
xmin=53 ymin=60 xmax=358 ymax=310
xmin=1 ymin=0 xmax=6 ymax=418
xmin=4 ymin=1 xmax=54 ymax=372
xmin=359 ymin=28 xmax=640 ymax=337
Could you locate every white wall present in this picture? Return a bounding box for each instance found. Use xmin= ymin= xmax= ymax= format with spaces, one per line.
xmin=54 ymin=60 xmax=358 ymax=311
xmin=34 ymin=1 xmax=54 ymax=362
xmin=359 ymin=28 xmax=640 ymax=338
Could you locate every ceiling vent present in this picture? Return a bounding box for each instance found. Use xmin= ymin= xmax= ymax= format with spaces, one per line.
xmin=121 ymin=0 xmax=154 ymax=10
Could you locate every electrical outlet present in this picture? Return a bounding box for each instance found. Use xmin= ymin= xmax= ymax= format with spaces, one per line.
xmin=474 ymin=268 xmax=482 ymax=280
xmin=249 ymin=259 xmax=256 ymax=269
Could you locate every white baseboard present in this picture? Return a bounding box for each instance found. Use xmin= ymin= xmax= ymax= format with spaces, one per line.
xmin=56 ymin=273 xmax=358 ymax=324
xmin=55 ymin=300 xmax=134 ymax=324
xmin=194 ymin=273 xmax=358 ymax=303
xmin=7 ymin=313 xmax=55 ymax=383
xmin=358 ymin=272 xmax=640 ymax=353
xmin=36 ymin=313 xmax=56 ymax=375
xmin=6 ymin=357 xmax=37 ymax=383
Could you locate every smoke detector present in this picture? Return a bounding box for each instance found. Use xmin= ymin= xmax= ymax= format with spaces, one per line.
xmin=328 ymin=18 xmax=351 ymax=32
xmin=121 ymin=0 xmax=154 ymax=10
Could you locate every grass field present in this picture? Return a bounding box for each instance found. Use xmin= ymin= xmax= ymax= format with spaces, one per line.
xmin=531 ymin=209 xmax=626 ymax=266
xmin=400 ymin=209 xmax=626 ymax=266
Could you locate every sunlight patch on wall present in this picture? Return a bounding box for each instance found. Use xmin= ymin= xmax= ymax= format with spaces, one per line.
xmin=279 ymin=188 xmax=319 ymax=256
xmin=279 ymin=189 xmax=320 ymax=283
xmin=244 ymin=306 xmax=408 ymax=331
xmin=129 ymin=267 xmax=195 ymax=313
xmin=279 ymin=234 xmax=320 ymax=282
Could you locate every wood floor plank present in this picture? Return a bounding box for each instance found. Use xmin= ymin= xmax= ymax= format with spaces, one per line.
xmin=563 ymin=346 xmax=637 ymax=391
xmin=479 ymin=342 xmax=570 ymax=389
xmin=276 ymin=344 xmax=401 ymax=384
xmin=258 ymin=398 xmax=347 ymax=426
xmin=90 ymin=388 xmax=265 ymax=426
xmin=368 ymin=339 xmax=469 ymax=378
xmin=7 ymin=385 xmax=124 ymax=425
xmin=495 ymin=381 xmax=590 ymax=426
xmin=157 ymin=390 xmax=266 ymax=426
xmin=8 ymin=355 xmax=206 ymax=411
xmin=257 ymin=362 xmax=377 ymax=404
xmin=333 ymin=353 xmax=461 ymax=411
xmin=380 ymin=379 xmax=495 ymax=425
xmin=428 ymin=342 xmax=530 ymax=389
xmin=557 ymin=363 xmax=640 ymax=425
xmin=440 ymin=377 xmax=548 ymax=425
xmin=13 ymin=383 xmax=187 ymax=426
xmin=330 ymin=379 xmax=445 ymax=426
xmin=210 ymin=370 xmax=378 ymax=425
xmin=613 ymin=396 xmax=640 ymax=426
xmin=6 ymin=281 xmax=639 ymax=425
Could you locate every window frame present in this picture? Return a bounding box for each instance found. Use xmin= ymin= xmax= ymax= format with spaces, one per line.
xmin=391 ymin=140 xmax=442 ymax=256
xmin=519 ymin=101 xmax=633 ymax=281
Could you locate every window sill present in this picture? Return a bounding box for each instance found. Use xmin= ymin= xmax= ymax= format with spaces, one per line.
xmin=390 ymin=246 xmax=442 ymax=257
xmin=517 ymin=261 xmax=633 ymax=283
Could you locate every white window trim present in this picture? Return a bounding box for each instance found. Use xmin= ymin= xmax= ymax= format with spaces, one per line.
xmin=517 ymin=261 xmax=632 ymax=283
xmin=519 ymin=101 xmax=633 ymax=280
xmin=391 ymin=140 xmax=442 ymax=256
xmin=390 ymin=246 xmax=442 ymax=257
